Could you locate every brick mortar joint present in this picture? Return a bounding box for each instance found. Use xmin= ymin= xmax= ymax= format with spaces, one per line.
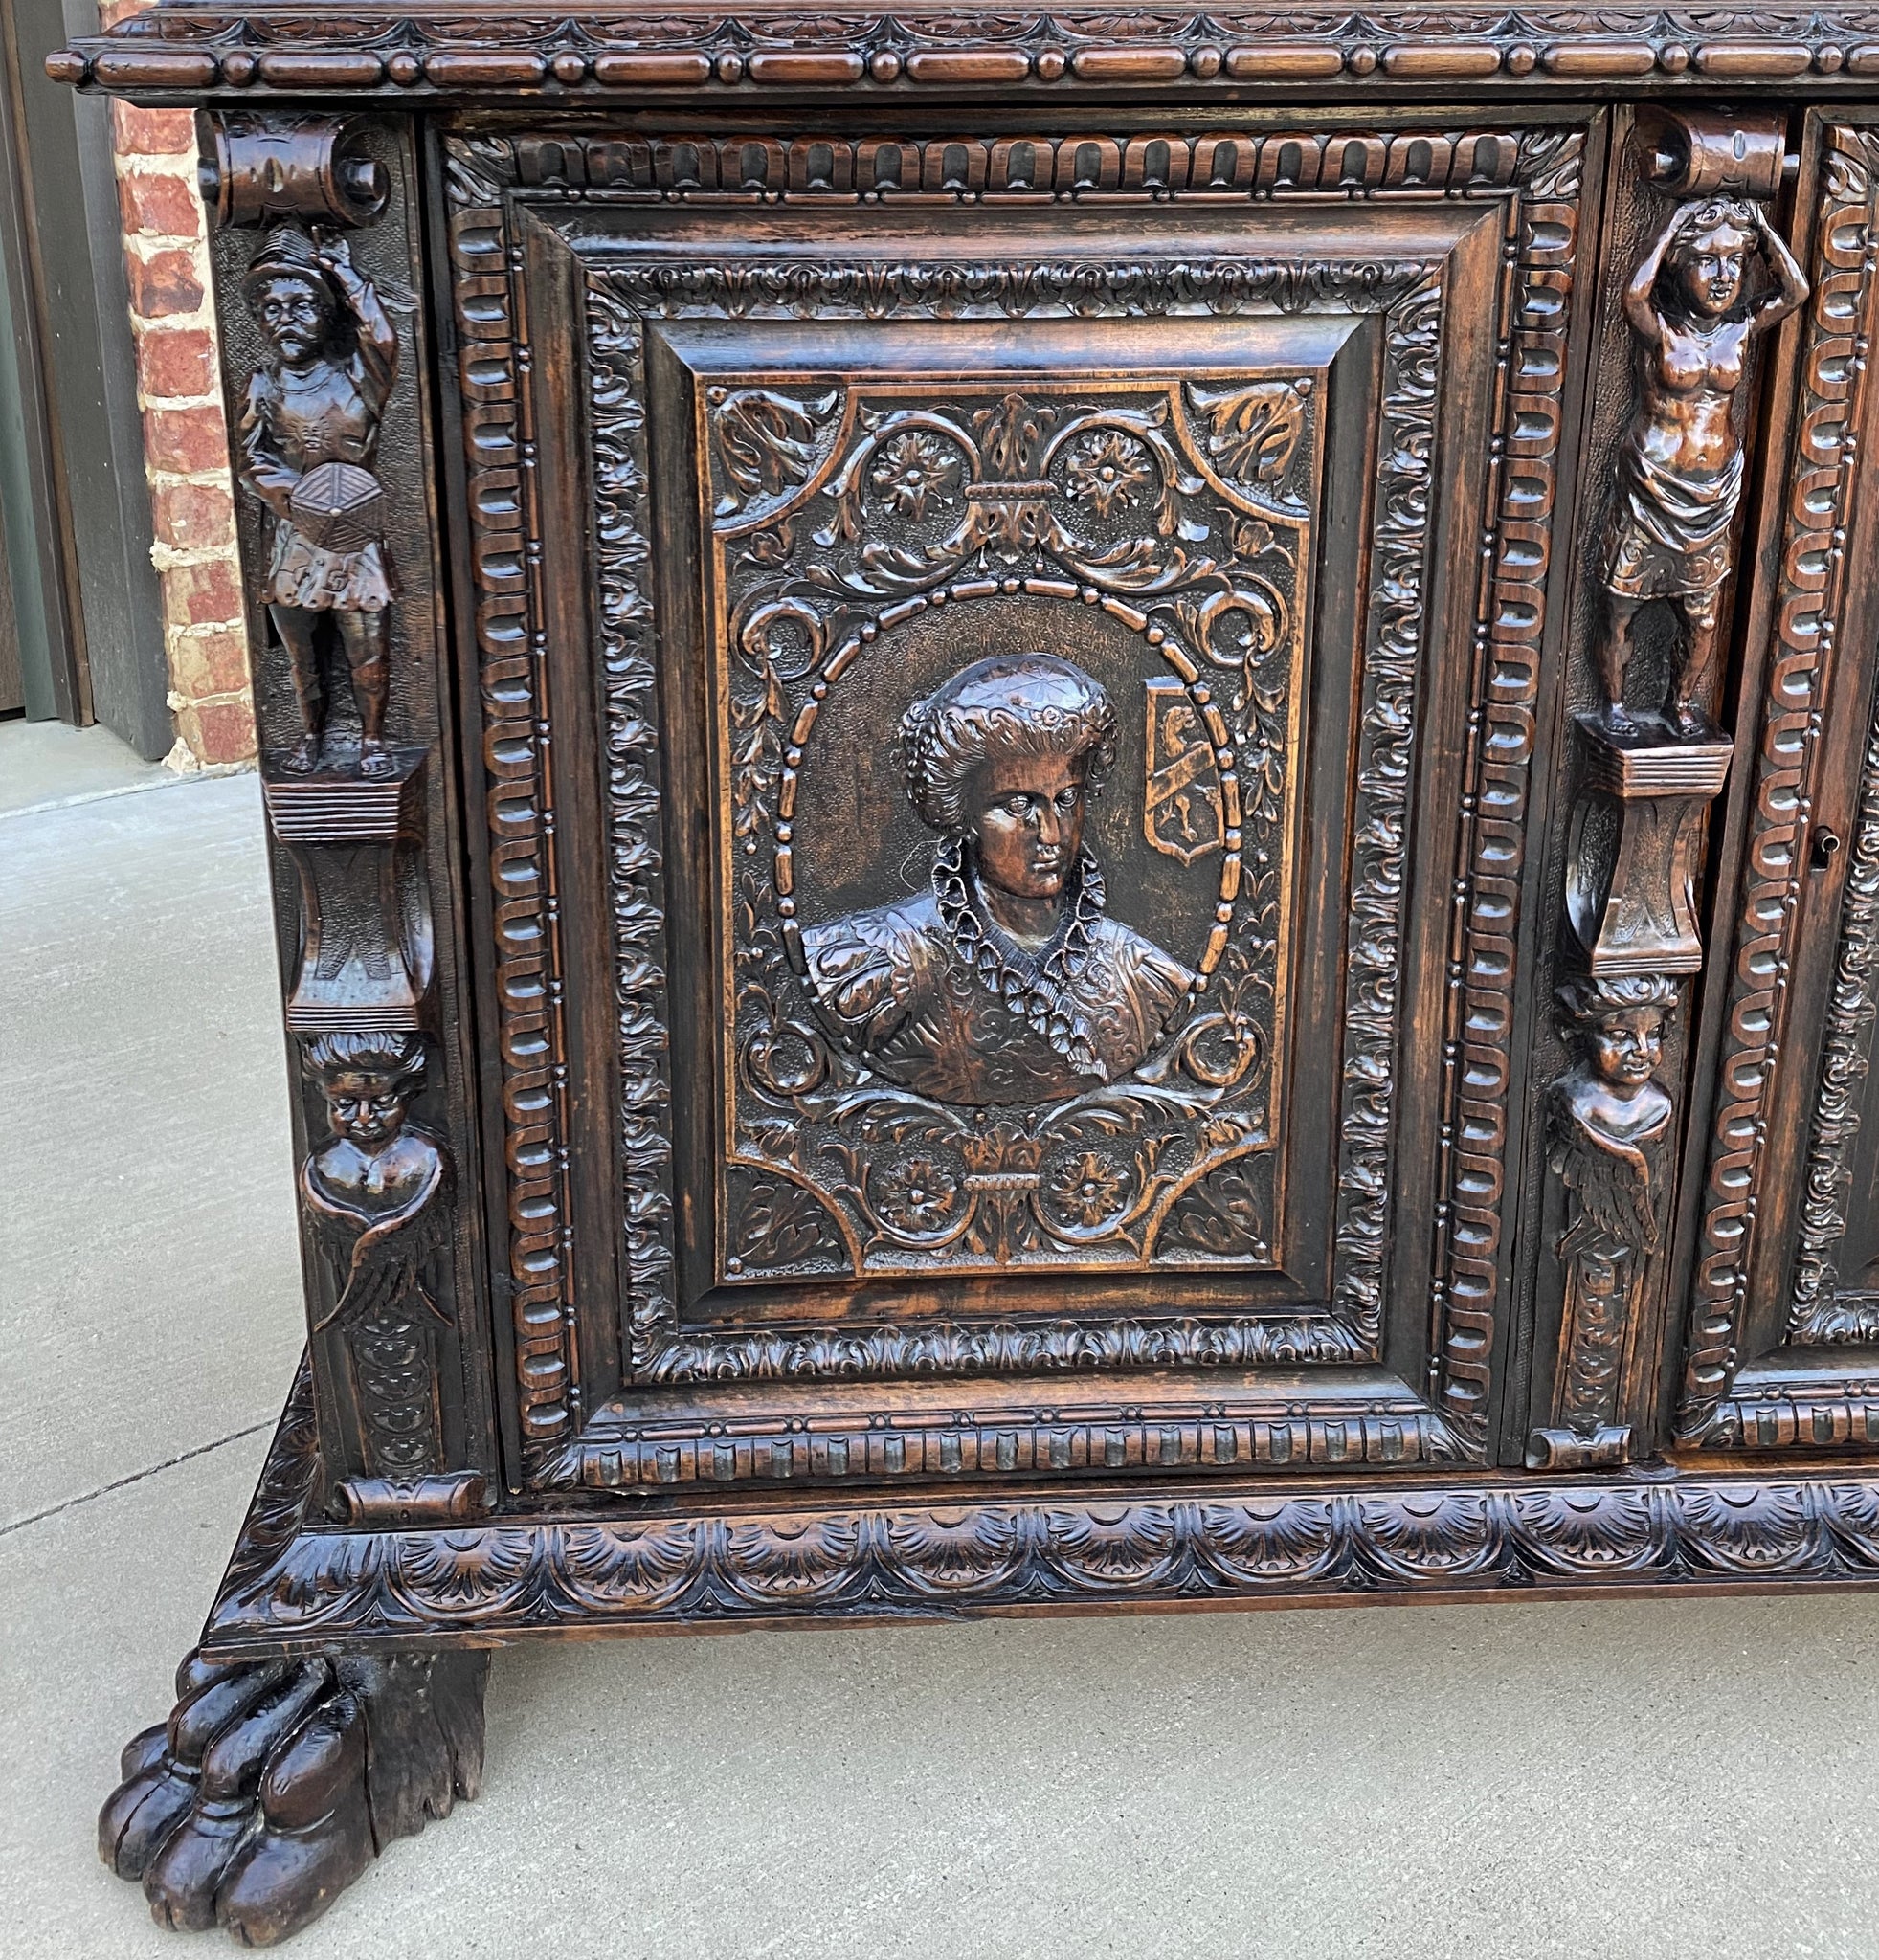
xmin=132 ymin=308 xmax=219 ymax=332
xmin=138 ymin=390 xmax=230 ymax=414
xmin=122 ymin=232 xmax=211 ymax=261
xmin=152 ymin=543 xmax=242 ymax=575
xmin=115 ymin=150 xmax=204 ymax=182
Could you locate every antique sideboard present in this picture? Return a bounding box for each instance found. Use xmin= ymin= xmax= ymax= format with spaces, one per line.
xmin=52 ymin=1 xmax=1879 ymax=1939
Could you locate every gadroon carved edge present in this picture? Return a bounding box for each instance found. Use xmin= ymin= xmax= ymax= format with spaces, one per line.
xmin=48 ymin=7 xmax=1879 ymax=104
xmin=200 ymin=1362 xmax=1879 ymax=1656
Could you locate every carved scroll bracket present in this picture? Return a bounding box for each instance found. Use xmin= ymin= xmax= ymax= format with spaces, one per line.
xmin=200 ymin=114 xmax=388 ymax=231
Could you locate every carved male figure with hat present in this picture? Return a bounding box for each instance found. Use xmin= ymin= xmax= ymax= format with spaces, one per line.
xmin=239 ymin=225 xmax=399 ymax=778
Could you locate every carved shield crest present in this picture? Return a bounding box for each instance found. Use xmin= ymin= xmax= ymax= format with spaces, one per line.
xmin=1144 ymin=676 xmax=1223 ymax=863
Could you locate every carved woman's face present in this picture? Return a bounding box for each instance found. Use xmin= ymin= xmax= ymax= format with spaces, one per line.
xmin=1674 ymin=226 xmax=1750 ymax=319
xmin=255 ymin=275 xmax=334 ymax=367
xmin=1587 ymin=1008 xmax=1665 ymax=1088
xmin=324 ymin=1068 xmax=409 ymax=1149
xmin=969 ymin=751 xmax=1087 ymax=902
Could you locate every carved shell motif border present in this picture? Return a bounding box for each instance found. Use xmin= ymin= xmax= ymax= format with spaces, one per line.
xmin=443 ymin=121 xmax=1584 ymax=1472
xmin=1682 ymin=122 xmax=1879 ymax=1449
xmin=202 ymin=1361 xmax=1879 ymax=1655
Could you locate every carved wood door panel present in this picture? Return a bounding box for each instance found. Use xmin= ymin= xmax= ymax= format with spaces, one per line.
xmin=1671 ymin=111 xmax=1879 ymax=1456
xmin=440 ymin=115 xmax=1599 ymax=1497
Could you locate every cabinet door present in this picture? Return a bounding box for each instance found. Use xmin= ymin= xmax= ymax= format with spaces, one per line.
xmin=441 ymin=114 xmax=1600 ymax=1496
xmin=1676 ymin=112 xmax=1879 ymax=1453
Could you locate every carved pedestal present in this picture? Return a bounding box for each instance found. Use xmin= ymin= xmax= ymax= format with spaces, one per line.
xmin=1564 ymin=716 xmax=1734 ymax=978
xmin=264 ymin=760 xmax=433 ymax=1033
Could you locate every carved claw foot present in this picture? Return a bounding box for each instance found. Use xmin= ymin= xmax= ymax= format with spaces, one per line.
xmin=100 ymin=1646 xmax=489 ymax=1945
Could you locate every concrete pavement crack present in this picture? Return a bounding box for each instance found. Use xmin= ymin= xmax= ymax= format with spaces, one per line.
xmin=0 ymin=1420 xmax=274 ymax=1539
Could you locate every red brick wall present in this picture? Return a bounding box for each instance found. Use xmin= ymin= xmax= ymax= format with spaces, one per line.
xmin=103 ymin=0 xmax=254 ymax=768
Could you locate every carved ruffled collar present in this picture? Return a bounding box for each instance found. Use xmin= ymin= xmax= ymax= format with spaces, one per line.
xmin=932 ymin=835 xmax=1108 ymax=1080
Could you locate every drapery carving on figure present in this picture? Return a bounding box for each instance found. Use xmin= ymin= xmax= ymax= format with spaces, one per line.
xmin=1599 ymin=197 xmax=1806 ymax=737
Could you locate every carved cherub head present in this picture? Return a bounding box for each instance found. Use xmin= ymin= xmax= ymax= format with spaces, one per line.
xmin=302 ymin=1031 xmax=426 ymax=1151
xmin=1558 ymin=974 xmax=1678 ymax=1089
xmin=898 ymin=654 xmax=1117 ymax=903
xmin=1666 ymin=197 xmax=1760 ymax=319
xmin=243 ymin=226 xmax=339 ymax=368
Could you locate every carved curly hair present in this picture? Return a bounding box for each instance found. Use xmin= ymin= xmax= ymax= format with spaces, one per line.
xmin=301 ymin=1030 xmax=427 ymax=1090
xmin=896 ymin=653 xmax=1118 ymax=836
xmin=1670 ymin=196 xmax=1760 ymax=249
xmin=1557 ymin=972 xmax=1680 ymax=1029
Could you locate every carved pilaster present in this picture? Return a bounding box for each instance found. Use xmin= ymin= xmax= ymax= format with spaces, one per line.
xmin=1535 ymin=110 xmax=1806 ymax=1462
xmin=202 ymin=111 xmax=491 ymax=1500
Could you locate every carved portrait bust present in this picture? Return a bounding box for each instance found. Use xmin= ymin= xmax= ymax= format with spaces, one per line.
xmin=1548 ymin=974 xmax=1678 ymax=1258
xmin=298 ymin=1032 xmax=449 ymax=1330
xmin=801 ymin=653 xmax=1197 ymax=1106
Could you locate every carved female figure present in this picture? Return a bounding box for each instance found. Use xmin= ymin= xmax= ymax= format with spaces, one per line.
xmin=802 ymin=654 xmax=1195 ymax=1106
xmin=240 ymin=226 xmax=399 ymax=778
xmin=1546 ymin=975 xmax=1679 ymax=1437
xmin=1599 ymin=198 xmax=1806 ymax=737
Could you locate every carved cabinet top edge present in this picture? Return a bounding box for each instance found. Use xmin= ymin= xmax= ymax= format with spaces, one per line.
xmin=50 ymin=5 xmax=1879 ymax=103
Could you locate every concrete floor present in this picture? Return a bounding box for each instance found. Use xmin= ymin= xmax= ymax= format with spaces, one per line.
xmin=6 ymin=720 xmax=1879 ymax=1957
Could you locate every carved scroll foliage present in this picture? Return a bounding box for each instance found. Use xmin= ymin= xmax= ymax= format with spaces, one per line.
xmin=587 ymin=280 xmax=682 ymax=1378
xmin=712 ymin=372 xmax=1311 ymax=1281
xmin=1684 ymin=124 xmax=1879 ymax=1440
xmin=1791 ymin=705 xmax=1879 ymax=1342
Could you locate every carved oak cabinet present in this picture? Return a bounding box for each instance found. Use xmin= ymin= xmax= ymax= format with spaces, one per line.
xmin=53 ymin=1 xmax=1879 ymax=1938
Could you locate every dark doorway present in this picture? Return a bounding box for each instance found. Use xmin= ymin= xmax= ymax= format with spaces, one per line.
xmin=0 ymin=0 xmax=169 ymax=755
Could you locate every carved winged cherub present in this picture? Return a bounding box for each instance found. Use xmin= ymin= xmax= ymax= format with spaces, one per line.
xmin=802 ymin=654 xmax=1195 ymax=1106
xmin=239 ymin=226 xmax=399 ymax=778
xmin=1548 ymin=974 xmax=1678 ymax=1261
xmin=298 ymin=1032 xmax=450 ymax=1334
xmin=1600 ymin=197 xmax=1807 ymax=737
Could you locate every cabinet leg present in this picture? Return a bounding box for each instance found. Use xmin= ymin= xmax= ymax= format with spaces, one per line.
xmin=99 ymin=1645 xmax=489 ymax=1945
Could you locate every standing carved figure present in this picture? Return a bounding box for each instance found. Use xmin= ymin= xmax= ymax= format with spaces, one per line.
xmin=1546 ymin=975 xmax=1678 ymax=1439
xmin=802 ymin=654 xmax=1196 ymax=1106
xmin=1600 ymin=198 xmax=1806 ymax=736
xmin=239 ymin=226 xmax=399 ymax=777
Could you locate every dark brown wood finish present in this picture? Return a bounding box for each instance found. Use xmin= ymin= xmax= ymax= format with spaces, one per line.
xmin=51 ymin=5 xmax=1879 ymax=1938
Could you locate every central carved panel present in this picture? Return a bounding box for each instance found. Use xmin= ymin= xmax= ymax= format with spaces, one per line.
xmin=705 ymin=359 xmax=1323 ymax=1283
